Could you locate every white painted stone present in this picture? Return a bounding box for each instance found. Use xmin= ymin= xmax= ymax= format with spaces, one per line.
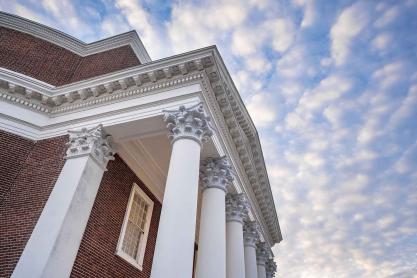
xmin=265 ymin=258 xmax=277 ymax=278
xmin=11 ymin=125 xmax=114 ymax=278
xmin=244 ymin=221 xmax=259 ymax=278
xmin=151 ymin=103 xmax=213 ymax=278
xmin=256 ymin=242 xmax=268 ymax=278
xmin=226 ymin=193 xmax=248 ymax=278
xmin=195 ymin=157 xmax=233 ymax=278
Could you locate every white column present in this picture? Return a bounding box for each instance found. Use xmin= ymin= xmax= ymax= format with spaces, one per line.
xmin=12 ymin=125 xmax=115 ymax=278
xmin=195 ymin=157 xmax=233 ymax=278
xmin=226 ymin=193 xmax=248 ymax=278
xmin=256 ymin=242 xmax=268 ymax=278
xmin=244 ymin=221 xmax=259 ymax=278
xmin=265 ymin=258 xmax=277 ymax=278
xmin=151 ymin=103 xmax=213 ymax=278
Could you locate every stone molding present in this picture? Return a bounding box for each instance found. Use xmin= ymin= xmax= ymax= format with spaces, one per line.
xmin=200 ymin=156 xmax=234 ymax=193
xmin=163 ymin=102 xmax=213 ymax=146
xmin=265 ymin=258 xmax=277 ymax=278
xmin=65 ymin=124 xmax=115 ymax=169
xmin=0 ymin=44 xmax=282 ymax=245
xmin=243 ymin=220 xmax=259 ymax=247
xmin=0 ymin=11 xmax=150 ymax=62
xmin=256 ymin=242 xmax=269 ymax=266
xmin=225 ymin=193 xmax=248 ymax=223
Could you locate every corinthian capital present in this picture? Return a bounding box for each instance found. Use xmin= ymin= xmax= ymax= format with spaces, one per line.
xmin=266 ymin=258 xmax=277 ymax=278
xmin=226 ymin=193 xmax=248 ymax=223
xmin=243 ymin=220 xmax=259 ymax=247
xmin=256 ymin=242 xmax=269 ymax=266
xmin=200 ymin=156 xmax=234 ymax=192
xmin=65 ymin=124 xmax=115 ymax=169
xmin=163 ymin=102 xmax=214 ymax=146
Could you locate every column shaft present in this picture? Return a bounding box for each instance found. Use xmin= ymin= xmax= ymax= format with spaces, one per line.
xmin=12 ymin=125 xmax=113 ymax=278
xmin=195 ymin=187 xmax=226 ymax=278
xmin=257 ymin=264 xmax=267 ymax=278
xmin=226 ymin=221 xmax=246 ymax=278
xmin=245 ymin=245 xmax=258 ymax=278
xmin=151 ymin=138 xmax=201 ymax=278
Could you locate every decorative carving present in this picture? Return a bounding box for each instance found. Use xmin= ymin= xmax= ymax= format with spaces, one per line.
xmin=243 ymin=220 xmax=259 ymax=247
xmin=225 ymin=193 xmax=248 ymax=223
xmin=256 ymin=242 xmax=269 ymax=266
xmin=65 ymin=124 xmax=115 ymax=169
xmin=163 ymin=102 xmax=213 ymax=146
xmin=266 ymin=258 xmax=277 ymax=278
xmin=200 ymin=156 xmax=234 ymax=192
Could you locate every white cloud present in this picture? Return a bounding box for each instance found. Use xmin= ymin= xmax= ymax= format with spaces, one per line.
xmin=372 ymin=61 xmax=405 ymax=89
xmin=372 ymin=33 xmax=392 ymax=51
xmin=276 ymin=46 xmax=307 ymax=78
xmin=292 ymin=0 xmax=316 ymax=28
xmin=115 ymin=0 xmax=168 ymax=59
xmin=41 ymin=0 xmax=93 ymax=38
xmin=267 ymin=18 xmax=296 ymax=53
xmin=330 ymin=2 xmax=369 ymax=66
xmin=298 ymin=75 xmax=352 ymax=113
xmin=100 ymin=14 xmax=130 ymax=37
xmin=246 ymin=93 xmax=277 ymax=127
xmin=387 ymin=84 xmax=417 ymax=129
xmin=374 ymin=6 xmax=400 ymax=28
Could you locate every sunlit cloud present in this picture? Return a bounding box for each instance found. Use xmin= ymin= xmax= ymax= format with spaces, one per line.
xmin=1 ymin=0 xmax=416 ymax=277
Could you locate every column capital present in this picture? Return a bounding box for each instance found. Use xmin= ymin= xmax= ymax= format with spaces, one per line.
xmin=65 ymin=124 xmax=115 ymax=169
xmin=265 ymin=258 xmax=277 ymax=278
xmin=200 ymin=156 xmax=234 ymax=192
xmin=163 ymin=102 xmax=214 ymax=146
xmin=226 ymin=193 xmax=248 ymax=223
xmin=256 ymin=242 xmax=269 ymax=266
xmin=243 ymin=220 xmax=259 ymax=247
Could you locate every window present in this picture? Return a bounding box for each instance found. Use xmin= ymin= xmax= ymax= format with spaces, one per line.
xmin=116 ymin=183 xmax=154 ymax=270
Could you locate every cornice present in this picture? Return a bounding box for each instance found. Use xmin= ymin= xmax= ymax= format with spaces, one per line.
xmin=0 ymin=45 xmax=282 ymax=245
xmin=0 ymin=11 xmax=151 ymax=63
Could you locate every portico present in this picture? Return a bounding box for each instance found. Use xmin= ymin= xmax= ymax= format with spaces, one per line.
xmin=0 ymin=12 xmax=282 ymax=278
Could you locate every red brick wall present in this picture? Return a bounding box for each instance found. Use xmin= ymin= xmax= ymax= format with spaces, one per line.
xmin=0 ymin=27 xmax=141 ymax=86
xmin=0 ymin=132 xmax=67 ymax=277
xmin=0 ymin=130 xmax=160 ymax=277
xmin=71 ymin=155 xmax=161 ymax=278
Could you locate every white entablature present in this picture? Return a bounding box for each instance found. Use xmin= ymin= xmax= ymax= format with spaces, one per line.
xmin=0 ymin=14 xmax=282 ymax=247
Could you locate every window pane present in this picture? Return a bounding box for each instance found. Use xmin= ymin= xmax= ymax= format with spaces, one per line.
xmin=122 ymin=191 xmax=149 ymax=260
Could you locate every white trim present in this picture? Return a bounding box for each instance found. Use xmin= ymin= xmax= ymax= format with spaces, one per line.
xmin=116 ymin=183 xmax=154 ymax=270
xmin=0 ymin=41 xmax=282 ymax=245
xmin=0 ymin=11 xmax=151 ymax=63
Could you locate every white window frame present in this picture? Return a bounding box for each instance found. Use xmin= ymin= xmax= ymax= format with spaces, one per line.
xmin=116 ymin=183 xmax=154 ymax=270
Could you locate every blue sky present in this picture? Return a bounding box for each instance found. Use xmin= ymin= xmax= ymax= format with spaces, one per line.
xmin=1 ymin=0 xmax=417 ymax=277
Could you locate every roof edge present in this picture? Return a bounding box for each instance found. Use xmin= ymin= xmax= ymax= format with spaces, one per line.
xmin=0 ymin=11 xmax=151 ymax=63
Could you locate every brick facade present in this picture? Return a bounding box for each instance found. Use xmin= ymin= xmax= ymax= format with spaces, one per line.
xmin=0 ymin=131 xmax=67 ymax=277
xmin=71 ymin=155 xmax=161 ymax=278
xmin=0 ymin=130 xmax=161 ymax=277
xmin=0 ymin=27 xmax=141 ymax=86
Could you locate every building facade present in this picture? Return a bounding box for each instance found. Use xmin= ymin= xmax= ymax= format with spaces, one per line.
xmin=0 ymin=12 xmax=282 ymax=278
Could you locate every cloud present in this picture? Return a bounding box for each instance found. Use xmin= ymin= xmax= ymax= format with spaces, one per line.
xmin=100 ymin=14 xmax=131 ymax=37
xmin=292 ymin=0 xmax=316 ymax=28
xmin=1 ymin=1 xmax=417 ymax=277
xmin=246 ymin=93 xmax=277 ymax=127
xmin=115 ymin=0 xmax=168 ymax=58
xmin=372 ymin=61 xmax=405 ymax=89
xmin=374 ymin=5 xmax=400 ymax=28
xmin=267 ymin=18 xmax=296 ymax=52
xmin=372 ymin=33 xmax=392 ymax=51
xmin=330 ymin=2 xmax=369 ymax=66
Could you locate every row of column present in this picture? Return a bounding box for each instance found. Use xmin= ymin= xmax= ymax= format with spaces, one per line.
xmin=150 ymin=103 xmax=277 ymax=278
xmin=11 ymin=102 xmax=277 ymax=278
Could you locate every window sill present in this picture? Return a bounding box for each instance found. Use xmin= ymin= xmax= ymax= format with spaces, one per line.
xmin=115 ymin=250 xmax=143 ymax=271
